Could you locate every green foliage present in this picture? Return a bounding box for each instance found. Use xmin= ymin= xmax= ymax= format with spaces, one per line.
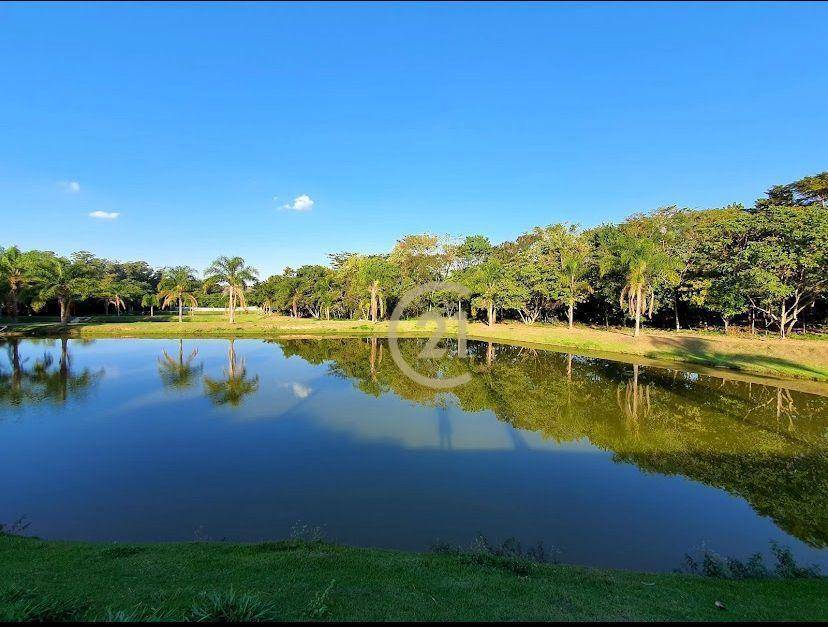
xmin=3 ymin=170 xmax=828 ymax=334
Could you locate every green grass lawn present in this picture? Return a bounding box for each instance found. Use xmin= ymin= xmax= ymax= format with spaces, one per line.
xmin=4 ymin=313 xmax=828 ymax=383
xmin=1 ymin=535 xmax=826 ymax=621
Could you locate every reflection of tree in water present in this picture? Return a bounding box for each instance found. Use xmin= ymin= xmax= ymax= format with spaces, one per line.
xmin=275 ymin=337 xmax=828 ymax=547
xmin=203 ymin=339 xmax=259 ymax=406
xmin=0 ymin=338 xmax=27 ymax=406
xmin=158 ymin=339 xmax=203 ymax=390
xmin=437 ymin=405 xmax=453 ymax=450
xmin=616 ymin=364 xmax=651 ymax=438
xmin=0 ymin=338 xmax=102 ymax=407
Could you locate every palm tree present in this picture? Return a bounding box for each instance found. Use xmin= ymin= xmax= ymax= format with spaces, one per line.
xmin=550 ymin=229 xmax=593 ymax=329
xmin=141 ymin=292 xmax=160 ymax=317
xmin=157 ymin=266 xmax=199 ymax=323
xmin=158 ymin=340 xmax=203 ymax=389
xmin=599 ymin=231 xmax=680 ymax=338
xmin=203 ymin=339 xmax=259 ymax=406
xmin=204 ymin=256 xmax=258 ymax=323
xmin=106 ymin=294 xmax=126 ymax=316
xmin=30 ymin=256 xmax=93 ymax=324
xmin=0 ymin=246 xmax=30 ymax=321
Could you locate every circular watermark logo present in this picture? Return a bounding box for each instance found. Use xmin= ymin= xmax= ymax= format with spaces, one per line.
xmin=387 ymin=281 xmax=472 ymax=390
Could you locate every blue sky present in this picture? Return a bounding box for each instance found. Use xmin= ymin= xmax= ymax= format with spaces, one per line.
xmin=2 ymin=2 xmax=826 ymax=277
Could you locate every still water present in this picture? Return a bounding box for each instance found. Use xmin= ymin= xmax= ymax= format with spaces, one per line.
xmin=1 ymin=336 xmax=827 ymax=572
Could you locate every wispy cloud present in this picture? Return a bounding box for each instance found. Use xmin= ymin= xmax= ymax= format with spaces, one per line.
xmin=89 ymin=210 xmax=120 ymax=220
xmin=279 ymin=194 xmax=314 ymax=212
xmin=59 ymin=180 xmax=81 ymax=193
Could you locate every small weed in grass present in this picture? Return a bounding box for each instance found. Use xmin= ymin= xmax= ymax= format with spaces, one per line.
xmin=432 ymin=534 xmax=558 ymax=577
xmin=187 ymin=589 xmax=279 ymax=622
xmin=99 ymin=545 xmax=146 ymax=559
xmin=304 ymin=579 xmax=336 ymax=620
xmin=0 ymin=516 xmax=30 ymax=537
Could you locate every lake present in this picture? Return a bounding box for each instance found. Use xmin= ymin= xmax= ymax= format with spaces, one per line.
xmin=1 ymin=336 xmax=827 ymax=572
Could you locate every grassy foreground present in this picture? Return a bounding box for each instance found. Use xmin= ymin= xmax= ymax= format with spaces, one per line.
xmin=5 ymin=313 xmax=828 ymax=382
xmin=1 ymin=535 xmax=827 ymax=621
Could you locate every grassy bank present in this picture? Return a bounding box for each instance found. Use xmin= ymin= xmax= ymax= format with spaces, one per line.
xmin=5 ymin=314 xmax=828 ymax=383
xmin=1 ymin=534 xmax=826 ymax=621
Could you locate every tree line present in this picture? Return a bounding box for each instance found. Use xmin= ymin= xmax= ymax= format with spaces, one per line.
xmin=2 ymin=171 xmax=826 ymax=338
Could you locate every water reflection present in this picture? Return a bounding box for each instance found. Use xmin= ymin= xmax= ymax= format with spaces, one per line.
xmin=202 ymin=339 xmax=259 ymax=406
xmin=157 ymin=339 xmax=203 ymax=390
xmin=278 ymin=337 xmax=828 ymax=547
xmin=0 ymin=338 xmax=103 ymax=407
xmin=1 ymin=336 xmax=827 ymax=566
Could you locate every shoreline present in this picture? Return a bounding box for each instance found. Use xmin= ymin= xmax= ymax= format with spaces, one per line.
xmin=4 ymin=316 xmax=828 ymax=384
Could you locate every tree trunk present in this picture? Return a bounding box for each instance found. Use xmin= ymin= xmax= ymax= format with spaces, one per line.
xmin=9 ymin=287 xmax=18 ymax=322
xmin=568 ymin=302 xmax=574 ymax=329
xmin=487 ymin=302 xmax=495 ymax=326
xmin=150 ymin=305 xmax=155 ymax=317
xmin=674 ymin=289 xmax=680 ymax=330
xmin=178 ymin=297 xmax=183 ymax=323
xmin=59 ymin=337 xmax=69 ymax=401
xmin=723 ymin=317 xmax=729 ymax=334
xmin=633 ymin=287 xmax=642 ymax=338
xmin=370 ymin=281 xmax=378 ymax=323
xmin=779 ymin=301 xmax=787 ymax=339
xmin=292 ymin=295 xmax=298 ymax=318
xmin=370 ymin=336 xmax=377 ymax=379
xmin=59 ymin=298 xmax=70 ymax=324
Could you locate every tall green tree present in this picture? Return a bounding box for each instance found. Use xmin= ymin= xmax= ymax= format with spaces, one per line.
xmin=351 ymin=255 xmax=399 ymax=323
xmin=204 ymin=256 xmax=258 ymax=323
xmin=459 ymin=256 xmax=522 ymax=326
xmin=536 ymin=225 xmax=594 ymax=328
xmin=740 ymin=205 xmax=828 ymax=338
xmin=30 ymin=254 xmax=96 ymax=324
xmin=141 ymin=292 xmax=160 ymax=316
xmin=157 ymin=266 xmax=199 ymax=323
xmin=0 ymin=246 xmax=30 ymax=321
xmin=598 ymin=227 xmax=680 ymax=337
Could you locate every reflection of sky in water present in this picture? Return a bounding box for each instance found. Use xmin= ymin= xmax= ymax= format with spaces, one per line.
xmin=1 ymin=337 xmax=827 ymax=572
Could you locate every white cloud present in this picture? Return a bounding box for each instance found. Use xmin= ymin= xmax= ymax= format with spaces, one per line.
xmin=280 ymin=382 xmax=313 ymax=399
xmin=89 ymin=210 xmax=120 ymax=220
xmin=280 ymin=194 xmax=314 ymax=212
xmin=59 ymin=180 xmax=81 ymax=193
